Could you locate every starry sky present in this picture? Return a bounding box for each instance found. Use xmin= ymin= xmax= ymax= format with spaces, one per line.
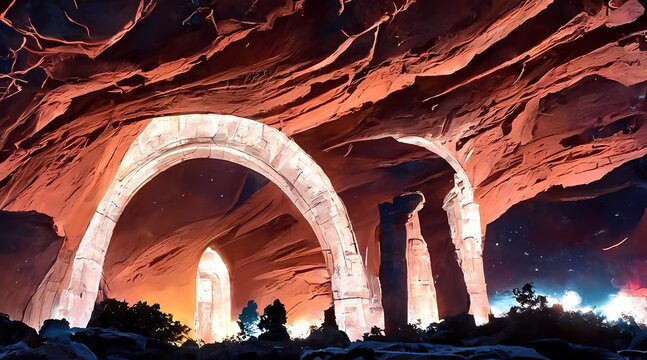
xmin=484 ymin=154 xmax=647 ymax=313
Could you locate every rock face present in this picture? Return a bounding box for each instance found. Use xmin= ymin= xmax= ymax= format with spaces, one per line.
xmin=0 ymin=211 xmax=63 ymax=321
xmin=0 ymin=0 xmax=646 ymax=340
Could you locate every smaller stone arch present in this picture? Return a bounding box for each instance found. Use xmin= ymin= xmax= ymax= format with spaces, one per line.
xmin=195 ymin=247 xmax=233 ymax=343
xmin=394 ymin=136 xmax=490 ymax=325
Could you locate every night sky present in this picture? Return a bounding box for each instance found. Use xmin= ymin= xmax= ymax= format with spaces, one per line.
xmin=485 ymin=155 xmax=647 ymax=314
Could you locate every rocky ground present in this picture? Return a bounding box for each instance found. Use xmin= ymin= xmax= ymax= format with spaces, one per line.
xmin=2 ymin=318 xmax=647 ymax=359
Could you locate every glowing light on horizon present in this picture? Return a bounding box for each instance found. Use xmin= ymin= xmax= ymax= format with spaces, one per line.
xmin=490 ymin=288 xmax=647 ymax=325
xmin=286 ymin=319 xmax=317 ymax=339
xmin=560 ymin=291 xmax=582 ymax=312
xmin=602 ymin=292 xmax=647 ymax=324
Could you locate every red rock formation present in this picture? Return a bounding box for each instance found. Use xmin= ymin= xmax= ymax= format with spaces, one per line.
xmin=0 ymin=0 xmax=645 ymax=333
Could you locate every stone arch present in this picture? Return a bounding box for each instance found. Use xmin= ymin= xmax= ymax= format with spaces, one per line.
xmin=52 ymin=114 xmax=373 ymax=339
xmin=392 ymin=136 xmax=490 ymax=325
xmin=195 ymin=247 xmax=233 ymax=343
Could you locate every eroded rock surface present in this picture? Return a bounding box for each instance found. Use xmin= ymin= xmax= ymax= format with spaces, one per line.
xmin=0 ymin=0 xmax=646 ymax=332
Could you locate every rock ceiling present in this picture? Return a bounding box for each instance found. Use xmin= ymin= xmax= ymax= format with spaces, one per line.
xmin=0 ymin=0 xmax=646 ymax=329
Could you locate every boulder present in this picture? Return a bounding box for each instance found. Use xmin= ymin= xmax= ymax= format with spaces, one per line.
xmin=618 ymin=349 xmax=647 ymax=359
xmin=302 ymin=326 xmax=351 ymax=349
xmin=39 ymin=319 xmax=71 ymax=342
xmin=0 ymin=316 xmax=41 ymax=348
xmin=0 ymin=342 xmax=94 ymax=360
xmin=70 ymin=327 xmax=148 ymax=358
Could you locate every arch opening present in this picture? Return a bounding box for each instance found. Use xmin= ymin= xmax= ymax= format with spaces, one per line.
xmin=99 ymin=157 xmax=333 ymax=341
xmin=47 ymin=114 xmax=373 ymax=340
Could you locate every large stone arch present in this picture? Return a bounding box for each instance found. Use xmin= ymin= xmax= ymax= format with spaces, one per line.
xmin=51 ymin=114 xmax=373 ymax=339
xmin=391 ymin=136 xmax=490 ymax=325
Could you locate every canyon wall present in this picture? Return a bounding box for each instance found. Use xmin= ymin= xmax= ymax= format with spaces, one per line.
xmin=0 ymin=0 xmax=646 ymax=335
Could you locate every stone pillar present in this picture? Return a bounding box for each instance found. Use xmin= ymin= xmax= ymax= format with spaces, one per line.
xmin=322 ymin=249 xmax=373 ymax=340
xmin=379 ymin=193 xmax=439 ymax=332
xmin=443 ymin=175 xmax=490 ymax=325
xmin=378 ymin=197 xmax=411 ymax=333
xmin=364 ymin=271 xmax=386 ymax=331
xmin=405 ymin=196 xmax=439 ymax=327
xmin=195 ymin=275 xmax=217 ymax=344
xmin=195 ymin=248 xmax=232 ymax=342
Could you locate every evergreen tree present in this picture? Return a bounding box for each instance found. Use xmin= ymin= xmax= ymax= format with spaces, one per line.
xmin=237 ymin=300 xmax=260 ymax=338
xmin=510 ymin=282 xmax=548 ymax=313
xmin=258 ymin=299 xmax=290 ymax=341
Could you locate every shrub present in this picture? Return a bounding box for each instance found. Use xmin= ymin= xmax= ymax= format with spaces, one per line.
xmin=0 ymin=313 xmax=41 ymax=347
xmin=363 ymin=324 xmax=429 ymax=343
xmin=494 ymin=283 xmax=630 ymax=349
xmin=387 ymin=283 xmax=637 ymax=350
xmin=88 ymin=299 xmax=190 ymax=344
xmin=500 ymin=305 xmax=633 ymax=349
xmin=301 ymin=324 xmax=351 ymax=349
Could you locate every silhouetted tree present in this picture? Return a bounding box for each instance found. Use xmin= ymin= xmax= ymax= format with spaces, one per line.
xmin=362 ymin=326 xmax=385 ymax=341
xmin=88 ymin=299 xmax=190 ymax=343
xmin=237 ymin=300 xmax=260 ymax=338
xmin=258 ymin=299 xmax=289 ymax=341
xmin=296 ymin=306 xmax=350 ymax=348
xmin=510 ymin=282 xmax=548 ymax=313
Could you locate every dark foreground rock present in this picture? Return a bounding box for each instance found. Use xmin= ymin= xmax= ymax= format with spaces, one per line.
xmin=2 ymin=337 xmax=553 ymax=360
xmin=0 ymin=320 xmax=645 ymax=360
xmin=302 ymin=341 xmax=550 ymax=360
xmin=524 ymin=339 xmax=624 ymax=360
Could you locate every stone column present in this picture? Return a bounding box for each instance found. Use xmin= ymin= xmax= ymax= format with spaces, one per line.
xmin=321 ymin=249 xmax=373 ymax=340
xmin=379 ymin=193 xmax=439 ymax=332
xmin=364 ymin=271 xmax=386 ymax=331
xmin=195 ymin=275 xmax=217 ymax=344
xmin=195 ymin=248 xmax=232 ymax=342
xmin=443 ymin=175 xmax=490 ymax=325
xmin=405 ymin=196 xmax=439 ymax=327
